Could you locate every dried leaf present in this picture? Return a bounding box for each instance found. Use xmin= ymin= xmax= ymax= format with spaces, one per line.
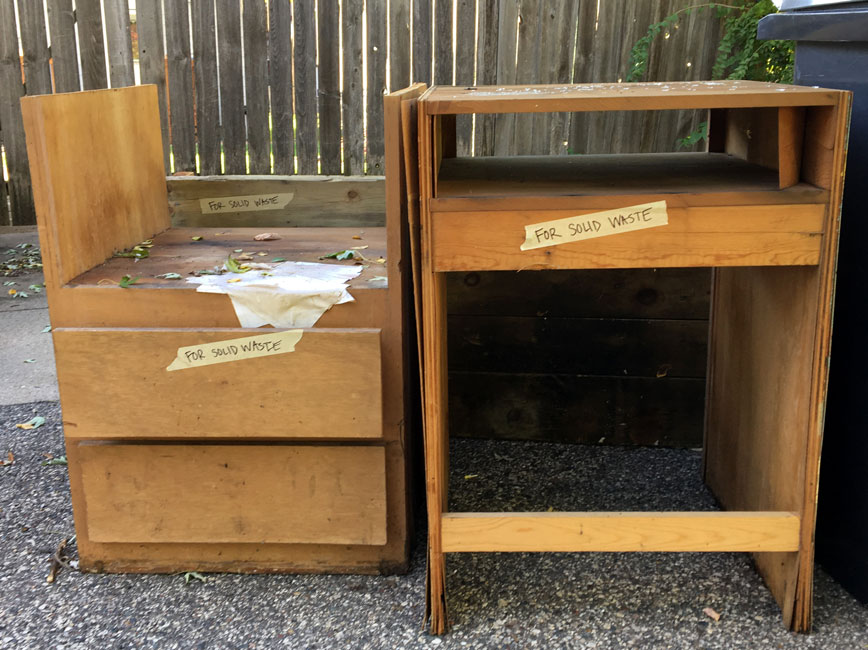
xmin=350 ymin=245 xmax=369 ymax=251
xmin=156 ymin=273 xmax=182 ymax=280
xmin=0 ymin=452 xmax=14 ymax=466
xmin=16 ymin=416 xmax=46 ymax=430
xmin=254 ymin=233 xmax=281 ymax=241
xmin=7 ymin=289 xmax=16 ymax=296
xmin=352 ymin=235 xmax=363 ymax=240
xmin=656 ymin=364 xmax=672 ymax=378
xmin=257 ymin=252 xmax=268 ymax=257
xmin=227 ymin=278 xmax=242 ymax=283
xmin=236 ymin=255 xmax=254 ymax=261
xmin=375 ymin=257 xmax=386 ymax=264
xmin=464 ymin=474 xmax=478 ymax=480
xmin=703 ymin=607 xmax=721 ymax=622
xmin=191 ymin=236 xmax=203 ymax=242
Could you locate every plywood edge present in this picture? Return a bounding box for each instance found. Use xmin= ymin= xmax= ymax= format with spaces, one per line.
xmin=441 ymin=512 xmax=801 ymax=553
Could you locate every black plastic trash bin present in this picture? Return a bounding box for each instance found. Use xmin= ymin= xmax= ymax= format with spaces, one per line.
xmin=759 ymin=1 xmax=868 ymax=603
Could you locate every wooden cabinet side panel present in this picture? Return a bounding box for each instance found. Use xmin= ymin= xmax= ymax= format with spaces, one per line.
xmin=21 ymin=86 xmax=170 ymax=288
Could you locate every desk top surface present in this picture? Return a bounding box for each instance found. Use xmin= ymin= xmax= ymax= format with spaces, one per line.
xmin=420 ymin=80 xmax=843 ymax=115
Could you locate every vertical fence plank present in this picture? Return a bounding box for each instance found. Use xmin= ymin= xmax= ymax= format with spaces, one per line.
xmin=46 ymin=0 xmax=79 ymax=93
xmin=318 ymin=0 xmax=342 ymax=174
xmin=389 ymin=0 xmax=410 ymax=91
xmin=474 ymin=0 xmax=498 ymax=156
xmin=585 ymin=0 xmax=624 ymax=154
xmin=17 ymin=1 xmax=53 ymax=96
xmin=342 ymin=0 xmax=364 ymax=175
xmin=536 ymin=0 xmax=578 ymax=155
xmin=0 ymin=2 xmax=33 ymax=224
xmin=454 ymin=0 xmax=475 ymax=157
xmin=243 ymin=0 xmax=270 ymax=173
xmin=164 ymin=0 xmax=196 ymax=171
xmin=367 ymin=0 xmax=387 ymax=173
xmin=192 ymin=0 xmax=221 ymax=175
xmin=217 ymin=0 xmax=245 ymax=173
xmin=512 ymin=0 xmax=541 ymax=154
xmin=76 ymin=0 xmax=108 ymax=90
xmin=433 ymin=0 xmax=453 ymax=85
xmin=412 ymin=0 xmax=431 ymax=84
xmin=569 ymin=0 xmax=597 ymax=153
xmin=293 ymin=0 xmax=317 ymax=174
xmin=270 ymin=0 xmax=294 ymax=175
xmin=103 ymin=0 xmax=135 ymax=87
xmin=137 ymin=0 xmax=170 ymax=170
xmin=494 ymin=0 xmax=519 ymax=155
xmin=616 ymin=0 xmax=654 ymax=153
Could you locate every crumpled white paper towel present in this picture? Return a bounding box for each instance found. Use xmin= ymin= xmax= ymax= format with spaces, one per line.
xmin=187 ymin=261 xmax=363 ymax=328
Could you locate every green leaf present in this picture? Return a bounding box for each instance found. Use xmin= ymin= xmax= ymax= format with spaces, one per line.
xmin=41 ymin=456 xmax=67 ymax=466
xmin=41 ymin=325 xmax=52 ymax=333
xmin=2 ymin=281 xmax=14 ymax=286
xmin=16 ymin=416 xmax=45 ymax=430
xmin=271 ymin=257 xmax=287 ymax=263
xmin=183 ymin=571 xmax=207 ymax=584
xmin=320 ymin=250 xmax=355 ymax=261
xmin=13 ymin=291 xmax=29 ymax=299
xmin=225 ymin=256 xmax=250 ymax=274
xmin=28 ymin=284 xmax=42 ymax=292
xmin=233 ymin=249 xmax=243 ymax=253
xmin=119 ymin=275 xmax=140 ymax=288
xmin=23 ymin=359 xmax=36 ymax=364
xmin=191 ymin=236 xmax=203 ymax=242
xmin=156 ymin=272 xmax=183 ymax=280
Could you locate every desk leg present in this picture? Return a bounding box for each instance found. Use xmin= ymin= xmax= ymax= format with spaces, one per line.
xmin=422 ymin=269 xmax=449 ymax=633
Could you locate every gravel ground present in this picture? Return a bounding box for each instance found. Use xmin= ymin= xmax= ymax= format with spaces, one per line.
xmin=1 ymin=401 xmax=866 ymax=649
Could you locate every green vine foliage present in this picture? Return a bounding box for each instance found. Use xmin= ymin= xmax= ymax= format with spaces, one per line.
xmin=628 ymin=0 xmax=794 ymax=84
xmin=627 ymin=1 xmax=794 ymax=147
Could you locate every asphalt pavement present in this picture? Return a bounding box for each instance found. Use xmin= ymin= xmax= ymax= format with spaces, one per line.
xmin=1 ymin=226 xmax=866 ymax=649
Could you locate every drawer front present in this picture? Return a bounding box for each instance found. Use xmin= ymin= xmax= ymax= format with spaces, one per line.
xmin=55 ymin=328 xmax=382 ymax=439
xmin=79 ymin=444 xmax=387 ymax=545
xmin=430 ymin=204 xmax=826 ymax=271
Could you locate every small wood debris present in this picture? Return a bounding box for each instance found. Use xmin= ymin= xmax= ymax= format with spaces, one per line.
xmin=703 ymin=607 xmax=721 ymax=622
xmin=254 ymin=233 xmax=281 ymax=241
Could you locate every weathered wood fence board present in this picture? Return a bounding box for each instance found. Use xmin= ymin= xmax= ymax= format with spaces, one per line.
xmin=1 ymin=0 xmax=723 ymax=226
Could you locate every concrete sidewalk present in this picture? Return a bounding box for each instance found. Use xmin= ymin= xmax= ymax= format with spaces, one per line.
xmin=0 ymin=228 xmax=57 ymax=406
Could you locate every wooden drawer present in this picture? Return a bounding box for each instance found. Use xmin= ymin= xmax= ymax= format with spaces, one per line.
xmin=77 ymin=443 xmax=387 ymax=545
xmin=54 ymin=328 xmax=382 ymax=439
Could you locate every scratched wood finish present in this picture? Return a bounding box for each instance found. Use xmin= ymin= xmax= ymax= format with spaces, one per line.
xmin=80 ymin=444 xmax=387 ymax=545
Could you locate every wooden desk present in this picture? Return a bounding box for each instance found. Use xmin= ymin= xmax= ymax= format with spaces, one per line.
xmin=408 ymin=81 xmax=851 ymax=632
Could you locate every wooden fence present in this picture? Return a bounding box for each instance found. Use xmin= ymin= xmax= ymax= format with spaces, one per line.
xmin=0 ymin=0 xmax=720 ymax=226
